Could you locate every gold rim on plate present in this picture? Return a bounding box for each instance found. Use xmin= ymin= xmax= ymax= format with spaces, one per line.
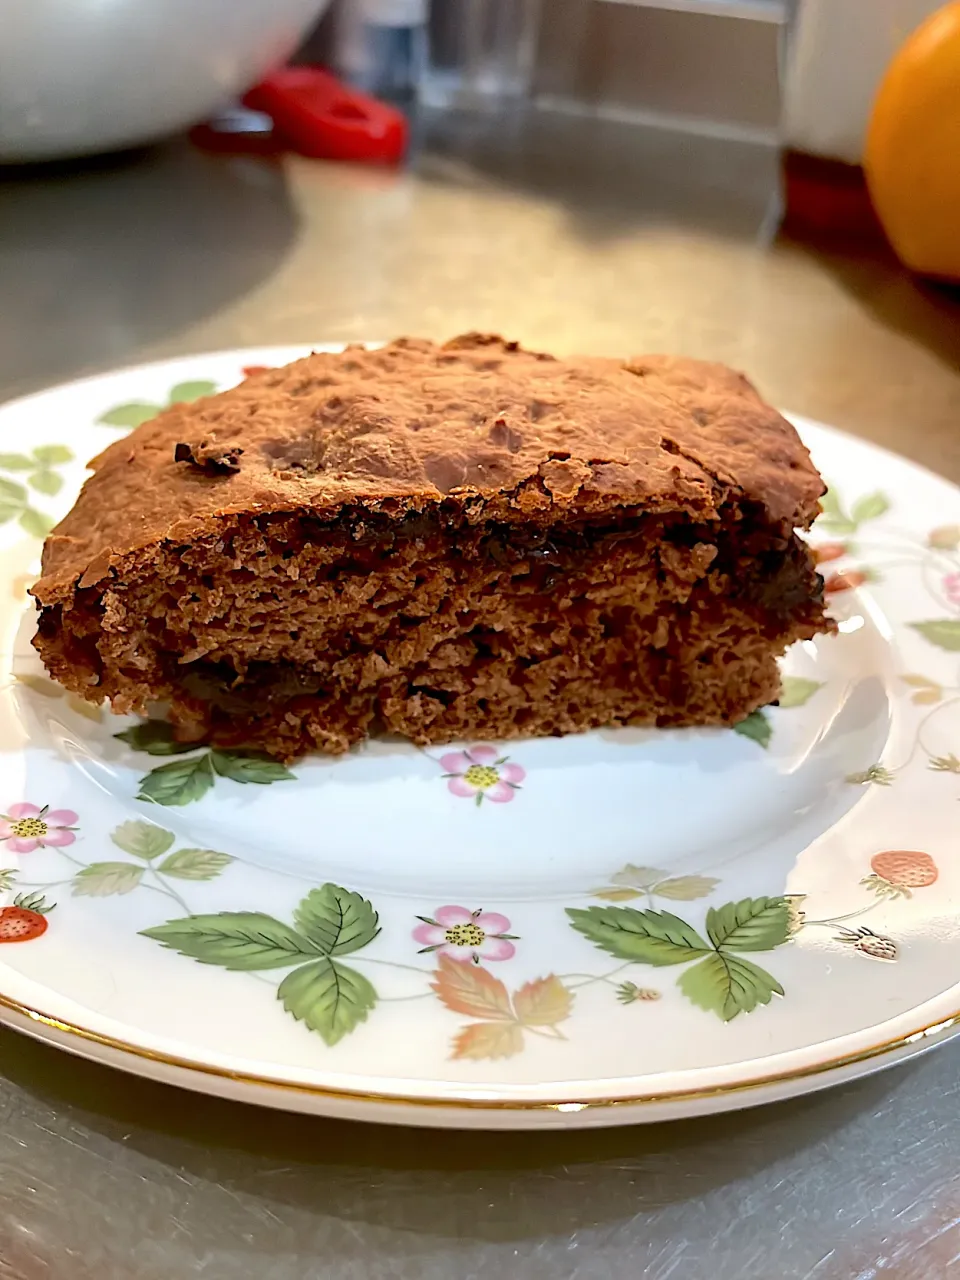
xmin=2 ymin=987 xmax=957 ymax=1114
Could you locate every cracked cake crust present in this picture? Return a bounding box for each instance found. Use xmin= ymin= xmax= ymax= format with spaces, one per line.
xmin=31 ymin=335 xmax=831 ymax=759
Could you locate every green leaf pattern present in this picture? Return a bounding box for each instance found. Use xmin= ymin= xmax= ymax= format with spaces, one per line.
xmin=142 ymin=913 xmax=321 ymax=970
xmin=851 ymin=492 xmax=890 ymax=524
xmin=59 ymin=821 xmax=236 ymax=905
xmin=210 ymin=751 xmax=295 ymax=785
xmin=169 ymin=380 xmax=218 ymax=405
xmin=679 ymin=953 xmax=784 ymax=1021
xmin=114 ymin=723 xmax=296 ymax=807
xmin=733 ymin=710 xmax=772 ymax=749
xmin=778 ymin=677 xmax=823 ymax=709
xmin=111 ymin=820 xmax=175 ymax=860
xmin=114 ymin=721 xmax=202 ymax=756
xmin=594 ymin=866 xmax=721 ymax=904
xmin=97 ymin=379 xmax=219 ymax=430
xmin=141 ymin=881 xmax=382 ymax=1045
xmin=278 ymin=957 xmax=377 ymax=1045
xmin=567 ymin=906 xmax=710 ymax=965
xmin=32 ymin=444 xmax=73 ymax=466
xmin=19 ymin=509 xmax=55 ymax=538
xmin=705 ymin=897 xmax=792 ymax=952
xmin=136 ymin=753 xmax=216 ymax=807
xmin=156 ymin=848 xmax=233 ymax=880
xmin=0 ymin=444 xmax=72 ymax=540
xmin=567 ymin=896 xmax=794 ymax=1021
xmin=649 ymin=875 xmax=721 ymax=902
xmin=817 ymin=486 xmax=889 ymax=536
xmin=909 ymin=620 xmax=960 ymax=652
xmin=73 ymin=861 xmax=144 ymax=897
xmin=294 ymin=884 xmax=380 ymax=955
xmin=97 ymin=403 xmax=161 ymax=428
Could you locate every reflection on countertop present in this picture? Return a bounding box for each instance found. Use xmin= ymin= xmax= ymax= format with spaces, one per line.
xmin=2 ymin=106 xmax=959 ymax=477
xmin=2 ymin=106 xmax=960 ymax=1280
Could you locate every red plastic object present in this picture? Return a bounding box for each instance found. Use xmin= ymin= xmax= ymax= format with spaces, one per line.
xmin=243 ymin=67 xmax=407 ymax=165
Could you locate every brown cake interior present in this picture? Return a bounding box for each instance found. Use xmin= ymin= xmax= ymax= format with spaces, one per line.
xmin=35 ymin=500 xmax=826 ymax=760
xmin=31 ymin=339 xmax=833 ymax=759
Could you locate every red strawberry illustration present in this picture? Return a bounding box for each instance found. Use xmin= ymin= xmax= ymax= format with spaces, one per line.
xmin=862 ymin=850 xmax=938 ymax=899
xmin=0 ymin=892 xmax=54 ymax=942
xmin=813 ymin=542 xmax=848 ymax=564
xmin=824 ymin=570 xmax=867 ymax=594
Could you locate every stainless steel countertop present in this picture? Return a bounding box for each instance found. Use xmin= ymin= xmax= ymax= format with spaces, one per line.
xmin=2 ymin=110 xmax=960 ymax=1280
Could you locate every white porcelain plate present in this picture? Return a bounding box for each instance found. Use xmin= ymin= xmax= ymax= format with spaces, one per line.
xmin=1 ymin=346 xmax=959 ymax=1130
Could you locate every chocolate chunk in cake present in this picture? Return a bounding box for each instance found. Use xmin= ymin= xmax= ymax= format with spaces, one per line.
xmin=31 ymin=335 xmax=832 ymax=761
xmin=174 ymin=439 xmax=244 ymax=474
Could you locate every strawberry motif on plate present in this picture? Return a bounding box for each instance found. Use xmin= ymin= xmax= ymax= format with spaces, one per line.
xmin=0 ymin=892 xmax=54 ymax=943
xmin=861 ymin=850 xmax=938 ymax=900
xmin=835 ymin=926 xmax=899 ymax=962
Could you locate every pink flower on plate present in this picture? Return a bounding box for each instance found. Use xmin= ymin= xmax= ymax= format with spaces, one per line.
xmin=945 ymin=571 xmax=960 ymax=608
xmin=414 ymin=906 xmax=518 ymax=963
xmin=440 ymin=745 xmax=526 ymax=805
xmin=0 ymin=803 xmax=78 ymax=854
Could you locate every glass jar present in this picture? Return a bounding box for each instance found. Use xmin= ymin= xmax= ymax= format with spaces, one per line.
xmin=420 ymin=0 xmax=543 ymax=109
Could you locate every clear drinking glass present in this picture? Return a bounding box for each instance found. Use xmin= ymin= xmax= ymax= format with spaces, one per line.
xmin=419 ymin=0 xmax=543 ymax=109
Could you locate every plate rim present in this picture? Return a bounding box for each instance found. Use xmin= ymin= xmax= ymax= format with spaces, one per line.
xmin=3 ymin=981 xmax=960 ymax=1121
xmin=3 ymin=344 xmax=960 ymax=1125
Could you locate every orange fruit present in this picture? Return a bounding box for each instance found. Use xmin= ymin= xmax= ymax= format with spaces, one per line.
xmin=864 ymin=2 xmax=960 ymax=279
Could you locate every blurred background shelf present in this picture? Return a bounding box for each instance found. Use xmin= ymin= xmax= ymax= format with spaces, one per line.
xmin=536 ymin=0 xmax=783 ymax=139
xmin=594 ymin=0 xmax=786 ymax=24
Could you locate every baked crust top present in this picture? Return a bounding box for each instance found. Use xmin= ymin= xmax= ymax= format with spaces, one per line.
xmin=34 ymin=334 xmax=824 ymax=600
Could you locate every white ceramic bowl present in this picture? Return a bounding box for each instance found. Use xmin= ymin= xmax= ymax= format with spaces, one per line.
xmin=0 ymin=0 xmax=331 ymax=162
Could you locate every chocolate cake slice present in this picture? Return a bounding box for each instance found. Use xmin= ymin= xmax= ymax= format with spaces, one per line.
xmin=32 ymin=335 xmax=831 ymax=760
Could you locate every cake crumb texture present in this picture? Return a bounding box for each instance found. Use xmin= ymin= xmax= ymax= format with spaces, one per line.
xmin=31 ymin=335 xmax=831 ymax=759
